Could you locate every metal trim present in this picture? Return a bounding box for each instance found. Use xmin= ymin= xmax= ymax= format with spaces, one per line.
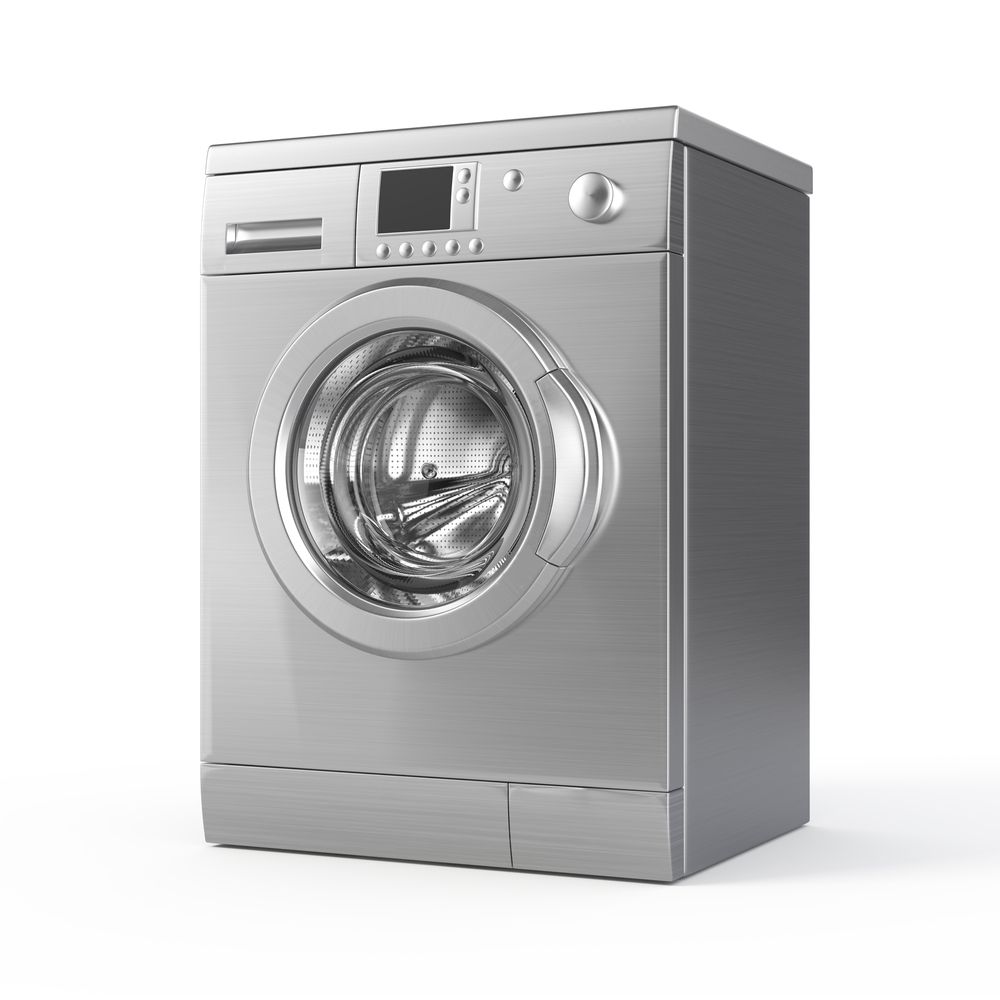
xmin=535 ymin=368 xmax=616 ymax=567
xmin=206 ymin=106 xmax=812 ymax=194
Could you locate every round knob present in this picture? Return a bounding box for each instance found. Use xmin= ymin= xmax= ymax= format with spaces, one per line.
xmin=568 ymin=172 xmax=623 ymax=223
xmin=503 ymin=169 xmax=524 ymax=191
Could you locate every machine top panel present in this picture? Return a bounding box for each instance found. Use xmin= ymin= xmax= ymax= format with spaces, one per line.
xmin=206 ymin=106 xmax=813 ymax=194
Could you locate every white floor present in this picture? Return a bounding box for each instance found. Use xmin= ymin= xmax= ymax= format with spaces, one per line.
xmin=5 ymin=757 xmax=997 ymax=999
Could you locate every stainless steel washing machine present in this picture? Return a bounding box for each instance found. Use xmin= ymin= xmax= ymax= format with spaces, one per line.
xmin=201 ymin=107 xmax=811 ymax=881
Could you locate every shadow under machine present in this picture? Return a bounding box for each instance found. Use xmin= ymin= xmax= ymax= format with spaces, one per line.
xmin=201 ymin=107 xmax=811 ymax=881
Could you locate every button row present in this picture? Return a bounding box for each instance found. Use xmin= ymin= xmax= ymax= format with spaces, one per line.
xmin=375 ymin=239 xmax=484 ymax=260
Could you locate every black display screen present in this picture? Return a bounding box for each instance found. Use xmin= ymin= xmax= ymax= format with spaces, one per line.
xmin=377 ymin=166 xmax=453 ymax=234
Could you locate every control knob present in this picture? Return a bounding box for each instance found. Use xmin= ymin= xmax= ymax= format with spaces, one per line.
xmin=568 ymin=172 xmax=624 ymax=223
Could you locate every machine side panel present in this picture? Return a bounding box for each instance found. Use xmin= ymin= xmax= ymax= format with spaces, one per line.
xmin=682 ymin=148 xmax=809 ymax=875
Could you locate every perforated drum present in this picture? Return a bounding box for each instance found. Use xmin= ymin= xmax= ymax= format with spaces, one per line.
xmin=291 ymin=331 xmax=534 ymax=609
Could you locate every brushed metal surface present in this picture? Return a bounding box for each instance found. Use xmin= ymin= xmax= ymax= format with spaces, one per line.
xmin=682 ymin=148 xmax=809 ymax=876
xmin=201 ymin=115 xmax=812 ymax=880
xmin=202 ymin=253 xmax=672 ymax=790
xmin=356 ymin=143 xmax=670 ymax=267
xmin=666 ymin=250 xmax=686 ymax=792
xmin=202 ymin=764 xmax=512 ymax=868
xmin=509 ymin=784 xmax=683 ymax=881
xmin=206 ymin=106 xmax=812 ymax=193
xmin=202 ymin=166 xmax=358 ymax=275
xmin=666 ymin=141 xmax=685 ymax=255
xmin=247 ymin=282 xmax=610 ymax=659
xmin=225 ymin=218 xmax=321 ymax=255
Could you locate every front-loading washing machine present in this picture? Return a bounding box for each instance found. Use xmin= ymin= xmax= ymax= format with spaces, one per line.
xmin=201 ymin=107 xmax=811 ymax=881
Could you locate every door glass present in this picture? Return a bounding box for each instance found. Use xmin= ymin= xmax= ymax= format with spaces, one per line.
xmin=291 ymin=331 xmax=533 ymax=608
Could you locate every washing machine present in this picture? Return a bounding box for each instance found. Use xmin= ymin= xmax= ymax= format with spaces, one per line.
xmin=201 ymin=107 xmax=811 ymax=881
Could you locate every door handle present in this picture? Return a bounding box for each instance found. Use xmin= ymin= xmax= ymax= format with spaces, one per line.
xmin=535 ymin=369 xmax=616 ymax=567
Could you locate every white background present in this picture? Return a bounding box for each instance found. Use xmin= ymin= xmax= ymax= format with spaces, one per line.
xmin=3 ymin=1 xmax=998 ymax=997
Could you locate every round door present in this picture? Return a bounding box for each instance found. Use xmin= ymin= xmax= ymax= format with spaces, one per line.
xmin=249 ymin=281 xmax=617 ymax=658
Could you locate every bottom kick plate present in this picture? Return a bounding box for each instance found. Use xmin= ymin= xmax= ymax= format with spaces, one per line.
xmin=202 ymin=764 xmax=683 ymax=881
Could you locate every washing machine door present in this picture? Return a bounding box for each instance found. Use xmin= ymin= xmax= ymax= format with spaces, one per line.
xmin=249 ymin=281 xmax=617 ymax=658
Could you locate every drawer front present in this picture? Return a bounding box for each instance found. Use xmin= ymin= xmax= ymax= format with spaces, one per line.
xmin=202 ymin=764 xmax=511 ymax=869
xmin=201 ymin=165 xmax=358 ymax=275
xmin=509 ymin=783 xmax=684 ymax=881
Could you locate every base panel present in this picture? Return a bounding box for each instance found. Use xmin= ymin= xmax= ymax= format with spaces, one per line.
xmin=202 ymin=764 xmax=684 ymax=881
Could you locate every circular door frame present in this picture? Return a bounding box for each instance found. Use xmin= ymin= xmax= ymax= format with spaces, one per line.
xmin=249 ymin=280 xmax=599 ymax=659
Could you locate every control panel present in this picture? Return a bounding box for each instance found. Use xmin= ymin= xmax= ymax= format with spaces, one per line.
xmin=361 ymin=158 xmax=483 ymax=263
xmin=355 ymin=142 xmax=673 ymax=267
xmin=202 ymin=143 xmax=675 ymax=275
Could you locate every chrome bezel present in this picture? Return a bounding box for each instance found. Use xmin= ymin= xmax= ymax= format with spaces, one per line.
xmin=249 ymin=282 xmax=568 ymax=658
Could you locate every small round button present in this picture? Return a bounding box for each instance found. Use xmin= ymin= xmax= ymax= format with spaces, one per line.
xmin=398 ymin=242 xmax=413 ymax=258
xmin=503 ymin=169 xmax=524 ymax=191
xmin=445 ymin=239 xmax=460 ymax=256
xmin=456 ymin=188 xmax=470 ymax=204
xmin=421 ymin=240 xmax=437 ymax=257
xmin=468 ymin=238 xmax=483 ymax=255
xmin=457 ymin=167 xmax=471 ymax=184
xmin=375 ymin=243 xmax=390 ymax=259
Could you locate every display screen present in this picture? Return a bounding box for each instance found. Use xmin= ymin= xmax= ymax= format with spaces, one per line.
xmin=377 ymin=166 xmax=453 ymax=234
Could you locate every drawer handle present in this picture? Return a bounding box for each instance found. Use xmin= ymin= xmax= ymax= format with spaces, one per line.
xmin=225 ymin=218 xmax=321 ymax=254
